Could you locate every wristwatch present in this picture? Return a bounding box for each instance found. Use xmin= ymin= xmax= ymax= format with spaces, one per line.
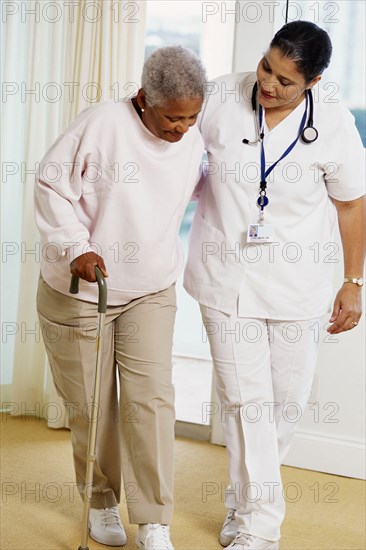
xmin=343 ymin=277 xmax=364 ymax=287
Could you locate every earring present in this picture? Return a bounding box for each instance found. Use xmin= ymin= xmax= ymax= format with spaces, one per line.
xmin=141 ymin=108 xmax=145 ymax=112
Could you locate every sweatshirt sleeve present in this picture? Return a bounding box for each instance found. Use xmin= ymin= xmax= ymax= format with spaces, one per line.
xmin=34 ymin=133 xmax=94 ymax=262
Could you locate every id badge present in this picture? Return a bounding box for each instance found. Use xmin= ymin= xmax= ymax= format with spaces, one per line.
xmin=247 ymin=223 xmax=275 ymax=243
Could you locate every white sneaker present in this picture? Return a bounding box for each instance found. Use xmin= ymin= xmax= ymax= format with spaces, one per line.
xmin=219 ymin=508 xmax=238 ymax=546
xmin=136 ymin=523 xmax=174 ymax=549
xmin=89 ymin=506 xmax=127 ymax=546
xmin=227 ymin=532 xmax=279 ymax=550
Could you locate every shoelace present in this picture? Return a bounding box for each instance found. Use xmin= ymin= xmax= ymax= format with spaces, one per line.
xmin=146 ymin=524 xmax=171 ymax=549
xmin=232 ymin=533 xmax=254 ymax=548
xmin=99 ymin=507 xmax=122 ymax=526
xmin=224 ymin=508 xmax=236 ymax=525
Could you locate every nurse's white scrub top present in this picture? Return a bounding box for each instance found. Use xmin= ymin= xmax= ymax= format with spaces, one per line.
xmin=184 ymin=72 xmax=365 ymax=320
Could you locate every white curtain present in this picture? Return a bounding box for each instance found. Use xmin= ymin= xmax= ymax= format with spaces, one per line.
xmin=1 ymin=0 xmax=147 ymax=427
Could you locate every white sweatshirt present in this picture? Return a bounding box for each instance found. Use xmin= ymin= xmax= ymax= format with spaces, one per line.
xmin=35 ymin=99 xmax=204 ymax=304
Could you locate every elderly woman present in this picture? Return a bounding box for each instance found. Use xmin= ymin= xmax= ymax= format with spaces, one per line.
xmin=184 ymin=21 xmax=365 ymax=550
xmin=35 ymin=46 xmax=206 ymax=550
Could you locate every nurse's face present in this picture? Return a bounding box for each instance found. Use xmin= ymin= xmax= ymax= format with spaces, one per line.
xmin=137 ymin=92 xmax=203 ymax=142
xmin=256 ymin=47 xmax=320 ymax=110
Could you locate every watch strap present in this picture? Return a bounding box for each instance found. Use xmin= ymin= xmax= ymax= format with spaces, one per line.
xmin=343 ymin=277 xmax=364 ymax=287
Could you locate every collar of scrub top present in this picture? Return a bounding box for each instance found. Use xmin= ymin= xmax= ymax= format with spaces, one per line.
xmin=257 ymin=92 xmax=309 ymax=214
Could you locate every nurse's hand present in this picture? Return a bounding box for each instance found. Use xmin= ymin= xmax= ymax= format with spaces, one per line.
xmin=327 ymin=284 xmax=362 ymax=334
xmin=70 ymin=252 xmax=109 ymax=282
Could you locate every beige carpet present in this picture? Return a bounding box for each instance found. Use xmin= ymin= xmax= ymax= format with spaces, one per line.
xmin=1 ymin=416 xmax=365 ymax=550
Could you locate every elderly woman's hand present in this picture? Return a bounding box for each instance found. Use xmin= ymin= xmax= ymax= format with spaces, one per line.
xmin=70 ymin=251 xmax=108 ymax=282
xmin=327 ymin=283 xmax=362 ymax=334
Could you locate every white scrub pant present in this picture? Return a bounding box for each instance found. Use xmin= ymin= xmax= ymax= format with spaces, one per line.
xmin=200 ymin=305 xmax=322 ymax=542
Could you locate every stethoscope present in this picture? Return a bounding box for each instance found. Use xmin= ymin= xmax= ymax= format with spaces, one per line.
xmin=242 ymin=82 xmax=319 ymax=145
xmin=242 ymin=82 xmax=319 ymax=221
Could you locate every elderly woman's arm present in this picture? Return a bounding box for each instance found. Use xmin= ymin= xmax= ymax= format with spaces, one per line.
xmin=327 ymin=195 xmax=365 ymax=334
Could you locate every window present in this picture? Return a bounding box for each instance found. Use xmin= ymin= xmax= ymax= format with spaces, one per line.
xmin=286 ymin=0 xmax=365 ymax=145
xmin=145 ymin=0 xmax=235 ymax=78
xmin=145 ymin=0 xmax=236 ymax=354
xmin=145 ymin=1 xmax=236 ymax=425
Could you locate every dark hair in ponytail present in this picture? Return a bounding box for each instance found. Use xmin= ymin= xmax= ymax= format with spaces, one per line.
xmin=270 ymin=21 xmax=332 ymax=83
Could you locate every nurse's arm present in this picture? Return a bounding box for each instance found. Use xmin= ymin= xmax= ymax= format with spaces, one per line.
xmin=327 ymin=195 xmax=365 ymax=334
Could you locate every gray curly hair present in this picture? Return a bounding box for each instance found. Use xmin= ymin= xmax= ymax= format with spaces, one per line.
xmin=141 ymin=45 xmax=207 ymax=107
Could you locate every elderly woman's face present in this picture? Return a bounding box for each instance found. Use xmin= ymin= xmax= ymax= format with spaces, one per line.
xmin=256 ymin=47 xmax=318 ymax=110
xmin=141 ymin=96 xmax=203 ymax=142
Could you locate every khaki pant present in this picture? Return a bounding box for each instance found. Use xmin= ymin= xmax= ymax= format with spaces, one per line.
xmin=37 ymin=275 xmax=177 ymax=524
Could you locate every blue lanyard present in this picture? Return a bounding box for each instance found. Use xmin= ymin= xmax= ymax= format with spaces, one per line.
xmin=257 ymin=94 xmax=308 ymax=213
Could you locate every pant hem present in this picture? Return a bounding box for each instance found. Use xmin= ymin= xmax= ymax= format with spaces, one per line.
xmin=238 ymin=528 xmax=281 ymax=543
xmin=128 ymin=508 xmax=173 ymax=525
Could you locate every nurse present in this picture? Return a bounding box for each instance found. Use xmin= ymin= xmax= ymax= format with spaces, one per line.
xmin=184 ymin=21 xmax=365 ymax=550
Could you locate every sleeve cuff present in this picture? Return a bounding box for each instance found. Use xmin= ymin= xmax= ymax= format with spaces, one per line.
xmin=62 ymin=241 xmax=94 ymax=262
